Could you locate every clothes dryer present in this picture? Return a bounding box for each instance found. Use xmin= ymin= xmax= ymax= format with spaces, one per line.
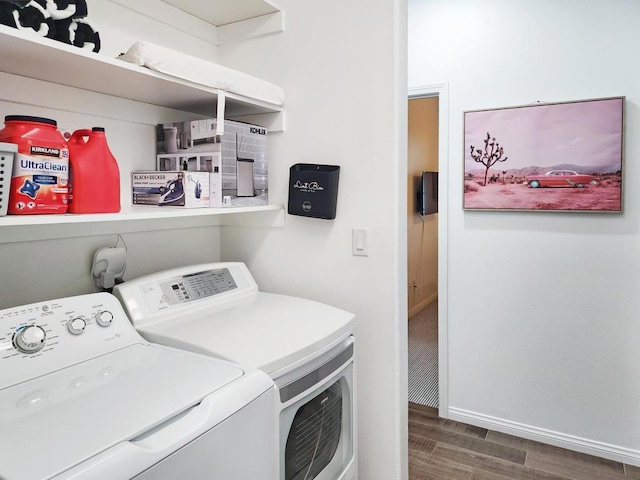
xmin=114 ymin=262 xmax=357 ymax=480
xmin=0 ymin=292 xmax=276 ymax=480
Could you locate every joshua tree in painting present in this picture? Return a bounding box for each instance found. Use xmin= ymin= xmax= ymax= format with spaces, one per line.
xmin=470 ymin=132 xmax=508 ymax=186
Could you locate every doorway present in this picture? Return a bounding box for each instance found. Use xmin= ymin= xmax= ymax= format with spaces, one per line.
xmin=407 ymin=96 xmax=439 ymax=408
xmin=407 ymin=84 xmax=449 ymax=417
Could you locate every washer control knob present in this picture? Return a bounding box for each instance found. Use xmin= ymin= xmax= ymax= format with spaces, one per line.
xmin=95 ymin=311 xmax=113 ymax=327
xmin=14 ymin=326 xmax=47 ymax=354
xmin=67 ymin=317 xmax=86 ymax=335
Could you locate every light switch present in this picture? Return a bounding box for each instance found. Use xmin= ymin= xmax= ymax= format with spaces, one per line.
xmin=352 ymin=228 xmax=369 ymax=256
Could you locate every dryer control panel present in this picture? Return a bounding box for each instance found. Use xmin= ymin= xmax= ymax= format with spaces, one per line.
xmin=114 ymin=262 xmax=259 ymax=321
xmin=0 ymin=293 xmax=144 ymax=390
xmin=160 ymin=268 xmax=238 ymax=305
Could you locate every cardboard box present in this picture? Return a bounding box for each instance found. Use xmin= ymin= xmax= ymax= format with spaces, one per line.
xmin=132 ymin=171 xmax=210 ymax=208
xmin=156 ymin=119 xmax=268 ymax=208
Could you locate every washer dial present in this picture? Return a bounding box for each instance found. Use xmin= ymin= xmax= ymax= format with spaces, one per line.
xmin=67 ymin=317 xmax=86 ymax=335
xmin=13 ymin=325 xmax=47 ymax=354
xmin=95 ymin=311 xmax=113 ymax=327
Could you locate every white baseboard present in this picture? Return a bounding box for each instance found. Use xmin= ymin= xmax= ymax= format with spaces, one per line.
xmin=408 ymin=293 xmax=437 ymax=318
xmin=448 ymin=407 xmax=640 ymax=467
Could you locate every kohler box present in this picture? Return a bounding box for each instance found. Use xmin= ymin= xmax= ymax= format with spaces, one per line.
xmin=132 ymin=171 xmax=209 ymax=208
xmin=156 ymin=119 xmax=268 ymax=208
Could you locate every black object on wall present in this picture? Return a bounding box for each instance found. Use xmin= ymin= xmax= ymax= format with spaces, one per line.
xmin=418 ymin=171 xmax=438 ymax=215
xmin=288 ymin=164 xmax=340 ymax=219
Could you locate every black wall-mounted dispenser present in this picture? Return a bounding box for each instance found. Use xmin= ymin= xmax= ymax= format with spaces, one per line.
xmin=288 ymin=164 xmax=340 ymax=219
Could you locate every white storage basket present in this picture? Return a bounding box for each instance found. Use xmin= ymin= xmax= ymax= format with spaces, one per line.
xmin=0 ymin=143 xmax=17 ymax=216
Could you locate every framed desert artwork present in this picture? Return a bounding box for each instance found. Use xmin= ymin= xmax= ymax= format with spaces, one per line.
xmin=463 ymin=96 xmax=624 ymax=212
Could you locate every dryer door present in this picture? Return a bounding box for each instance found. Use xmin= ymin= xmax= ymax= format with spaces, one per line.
xmin=279 ymin=338 xmax=355 ymax=480
xmin=284 ymin=379 xmax=345 ymax=480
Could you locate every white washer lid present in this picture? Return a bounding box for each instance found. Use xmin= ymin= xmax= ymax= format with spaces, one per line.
xmin=0 ymin=344 xmax=246 ymax=480
xmin=137 ymin=292 xmax=356 ymax=376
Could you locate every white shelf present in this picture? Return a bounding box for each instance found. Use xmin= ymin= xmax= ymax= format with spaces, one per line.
xmin=158 ymin=0 xmax=280 ymax=26
xmin=0 ymin=25 xmax=283 ymax=119
xmin=0 ymin=204 xmax=284 ymax=226
xmin=0 ymin=205 xmax=286 ymax=244
xmin=0 ymin=3 xmax=286 ymax=242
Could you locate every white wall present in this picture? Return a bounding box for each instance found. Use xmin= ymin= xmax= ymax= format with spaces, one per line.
xmin=409 ymin=0 xmax=640 ymax=464
xmin=86 ymin=0 xmax=218 ymax=59
xmin=218 ymin=1 xmax=409 ymax=478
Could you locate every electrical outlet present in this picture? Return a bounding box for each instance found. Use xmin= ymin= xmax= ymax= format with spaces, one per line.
xmin=91 ymin=246 xmax=126 ymax=289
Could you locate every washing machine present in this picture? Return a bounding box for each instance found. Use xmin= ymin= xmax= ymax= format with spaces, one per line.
xmin=114 ymin=262 xmax=357 ymax=480
xmin=0 ymin=292 xmax=276 ymax=480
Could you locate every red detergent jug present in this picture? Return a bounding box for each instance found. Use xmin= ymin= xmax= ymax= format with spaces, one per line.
xmin=67 ymin=127 xmax=121 ymax=213
xmin=0 ymin=115 xmax=69 ymax=215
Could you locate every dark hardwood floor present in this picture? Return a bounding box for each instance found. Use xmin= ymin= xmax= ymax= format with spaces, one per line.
xmin=409 ymin=402 xmax=640 ymax=480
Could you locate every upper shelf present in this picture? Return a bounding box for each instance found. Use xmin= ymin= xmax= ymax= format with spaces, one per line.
xmin=159 ymin=0 xmax=281 ymax=26
xmin=0 ymin=25 xmax=283 ymax=119
xmin=0 ymin=205 xmax=286 ymax=244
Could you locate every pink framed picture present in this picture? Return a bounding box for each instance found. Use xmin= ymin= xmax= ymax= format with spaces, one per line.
xmin=463 ymin=96 xmax=624 ymax=212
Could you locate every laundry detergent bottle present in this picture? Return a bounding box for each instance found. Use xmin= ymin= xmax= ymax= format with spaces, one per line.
xmin=67 ymin=127 xmax=121 ymax=213
xmin=0 ymin=115 xmax=69 ymax=214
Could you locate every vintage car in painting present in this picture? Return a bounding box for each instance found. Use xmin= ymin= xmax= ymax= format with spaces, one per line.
xmin=526 ymin=170 xmax=596 ymax=188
